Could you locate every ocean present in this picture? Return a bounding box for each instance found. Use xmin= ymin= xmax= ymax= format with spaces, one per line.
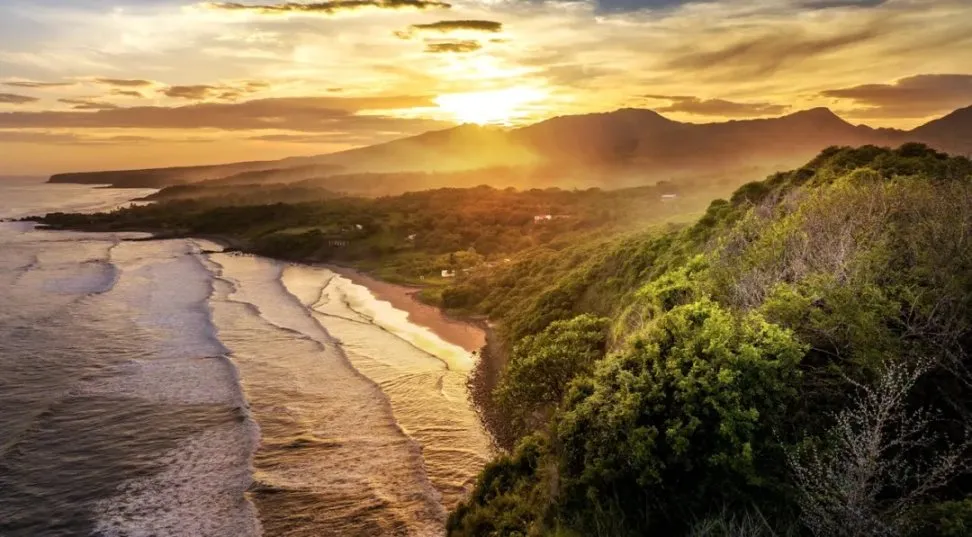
xmin=0 ymin=178 xmax=491 ymax=536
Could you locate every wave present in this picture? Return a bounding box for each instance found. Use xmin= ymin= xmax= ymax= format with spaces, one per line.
xmin=206 ymin=253 xmax=449 ymax=535
xmin=92 ymin=423 xmax=261 ymax=537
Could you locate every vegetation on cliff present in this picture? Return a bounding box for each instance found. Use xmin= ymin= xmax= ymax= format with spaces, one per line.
xmin=39 ymin=182 xmax=700 ymax=286
xmin=445 ymin=144 xmax=972 ymax=536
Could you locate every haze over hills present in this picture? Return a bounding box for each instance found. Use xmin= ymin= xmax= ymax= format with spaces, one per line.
xmin=48 ymin=105 xmax=972 ymax=194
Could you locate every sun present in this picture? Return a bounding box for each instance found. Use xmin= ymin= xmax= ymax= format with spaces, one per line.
xmin=434 ymin=87 xmax=547 ymax=126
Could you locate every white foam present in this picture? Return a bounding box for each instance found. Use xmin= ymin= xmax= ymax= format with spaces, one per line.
xmin=108 ymin=240 xmax=228 ymax=359
xmin=285 ymin=266 xmax=473 ymax=371
xmin=92 ymin=423 xmax=261 ymax=537
xmin=73 ymin=357 xmax=244 ymax=406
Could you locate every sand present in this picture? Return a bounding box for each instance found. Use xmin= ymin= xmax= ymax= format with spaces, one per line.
xmin=326 ymin=265 xmax=487 ymax=354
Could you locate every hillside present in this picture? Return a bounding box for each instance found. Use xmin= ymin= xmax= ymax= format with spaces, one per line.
xmin=36 ymin=181 xmax=702 ymax=287
xmin=47 ymin=158 xmax=292 ymax=189
xmin=442 ymin=144 xmax=972 ymax=536
xmin=911 ymin=105 xmax=972 ymax=157
xmin=47 ymin=106 xmax=972 ymax=193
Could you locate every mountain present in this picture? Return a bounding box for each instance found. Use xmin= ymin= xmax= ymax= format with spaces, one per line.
xmin=47 ymin=158 xmax=292 ymax=188
xmin=910 ymin=104 xmax=972 ymax=156
xmin=47 ymin=105 xmax=972 ymax=191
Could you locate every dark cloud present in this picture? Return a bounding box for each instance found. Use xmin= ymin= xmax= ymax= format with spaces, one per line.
xmin=244 ymin=81 xmax=271 ymax=91
xmin=248 ymin=132 xmax=377 ymax=144
xmin=798 ymin=0 xmax=887 ymax=8
xmin=218 ymin=91 xmax=245 ymax=101
xmin=0 ymin=93 xmax=39 ymax=104
xmin=163 ymin=85 xmax=223 ymax=100
xmin=105 ymin=135 xmax=214 ymax=144
xmin=95 ymin=78 xmax=155 ymax=88
xmin=111 ymin=89 xmax=145 ymax=98
xmin=397 ymin=19 xmax=502 ymax=38
xmin=162 ymin=82 xmax=270 ymax=101
xmin=0 ymin=131 xmax=85 ymax=144
xmin=201 ymin=0 xmax=451 ymax=16
xmin=645 ymin=95 xmax=790 ymax=117
xmin=663 ymin=27 xmax=881 ymax=77
xmin=4 ymin=81 xmax=75 ymax=89
xmin=58 ymin=98 xmax=120 ymax=111
xmin=424 ymin=40 xmax=481 ymax=53
xmin=0 ymin=131 xmax=213 ymax=145
xmin=0 ymin=95 xmax=446 ymax=133
xmin=581 ymin=0 xmax=710 ymax=14
xmin=820 ymin=74 xmax=972 ymax=118
xmin=547 ymin=0 xmax=886 ymax=14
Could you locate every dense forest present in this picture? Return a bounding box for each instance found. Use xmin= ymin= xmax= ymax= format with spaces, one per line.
xmin=39 ymin=182 xmax=701 ymax=287
xmin=441 ymin=144 xmax=972 ymax=536
xmin=36 ymin=143 xmax=972 ymax=536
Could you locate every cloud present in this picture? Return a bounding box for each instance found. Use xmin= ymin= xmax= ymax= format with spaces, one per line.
xmin=0 ymin=93 xmax=39 ymax=105
xmin=163 ymin=85 xmax=223 ymax=100
xmin=663 ymin=26 xmax=882 ymax=77
xmin=0 ymin=131 xmax=85 ymax=144
xmin=645 ymin=95 xmax=790 ymax=117
xmin=0 ymin=131 xmax=213 ymax=145
xmin=162 ymin=81 xmax=271 ymax=101
xmin=424 ymin=40 xmax=481 ymax=53
xmin=58 ymin=98 xmax=120 ymax=111
xmin=4 ymin=80 xmax=75 ymax=89
xmin=244 ymin=81 xmax=271 ymax=91
xmin=397 ymin=19 xmax=502 ymax=39
xmin=111 ymin=89 xmax=145 ymax=98
xmin=94 ymin=78 xmax=155 ymax=88
xmin=820 ymin=74 xmax=972 ymax=118
xmin=248 ymin=132 xmax=377 ymax=144
xmin=0 ymin=95 xmax=446 ymax=133
xmin=798 ymin=0 xmax=887 ymax=8
xmin=200 ymin=0 xmax=451 ymax=16
xmin=547 ymin=0 xmax=885 ymax=14
xmin=565 ymin=0 xmax=711 ymax=14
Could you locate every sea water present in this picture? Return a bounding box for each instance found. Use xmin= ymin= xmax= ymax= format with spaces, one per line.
xmin=0 ymin=178 xmax=491 ymax=536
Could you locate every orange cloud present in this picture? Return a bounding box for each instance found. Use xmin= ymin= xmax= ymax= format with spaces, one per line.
xmin=201 ymin=0 xmax=451 ymax=16
xmin=645 ymin=95 xmax=790 ymax=117
xmin=0 ymin=95 xmax=445 ymax=133
xmin=0 ymin=93 xmax=39 ymax=104
xmin=425 ymin=41 xmax=482 ymax=53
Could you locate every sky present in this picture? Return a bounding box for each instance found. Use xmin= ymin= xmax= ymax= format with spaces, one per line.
xmin=0 ymin=0 xmax=971 ymax=175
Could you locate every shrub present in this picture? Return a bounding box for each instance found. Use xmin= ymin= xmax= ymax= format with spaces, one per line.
xmin=496 ymin=314 xmax=609 ymax=437
xmin=555 ymin=299 xmax=806 ymax=533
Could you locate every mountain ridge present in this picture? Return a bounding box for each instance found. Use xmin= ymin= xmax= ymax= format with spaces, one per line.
xmin=47 ymin=105 xmax=972 ymax=189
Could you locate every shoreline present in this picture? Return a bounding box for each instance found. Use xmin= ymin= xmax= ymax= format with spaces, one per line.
xmin=38 ymin=223 xmax=511 ymax=450
xmin=328 ymin=263 xmax=514 ymax=450
xmin=189 ymin=232 xmax=488 ymax=355
xmin=325 ymin=264 xmax=487 ymax=354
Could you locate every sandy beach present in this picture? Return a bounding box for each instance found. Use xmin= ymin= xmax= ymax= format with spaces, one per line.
xmin=326 ymin=265 xmax=487 ymax=354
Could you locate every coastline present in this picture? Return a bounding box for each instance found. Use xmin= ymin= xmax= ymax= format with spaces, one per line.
xmin=38 ymin=222 xmax=511 ymax=450
xmin=326 ymin=264 xmax=486 ymax=354
xmin=329 ymin=264 xmax=514 ymax=451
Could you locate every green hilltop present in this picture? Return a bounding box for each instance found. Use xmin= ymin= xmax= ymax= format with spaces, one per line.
xmin=444 ymin=143 xmax=972 ymax=537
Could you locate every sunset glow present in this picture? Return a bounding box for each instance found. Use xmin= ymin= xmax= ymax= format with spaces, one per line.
xmin=1 ymin=0 xmax=971 ymax=174
xmin=435 ymin=87 xmax=548 ymax=125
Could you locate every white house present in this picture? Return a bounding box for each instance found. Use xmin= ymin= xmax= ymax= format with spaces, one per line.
xmin=441 ymin=269 xmax=456 ymax=278
xmin=533 ymin=214 xmax=553 ymax=223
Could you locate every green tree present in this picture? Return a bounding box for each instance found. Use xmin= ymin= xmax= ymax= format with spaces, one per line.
xmin=555 ymin=299 xmax=806 ymax=533
xmin=496 ymin=314 xmax=609 ymax=437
